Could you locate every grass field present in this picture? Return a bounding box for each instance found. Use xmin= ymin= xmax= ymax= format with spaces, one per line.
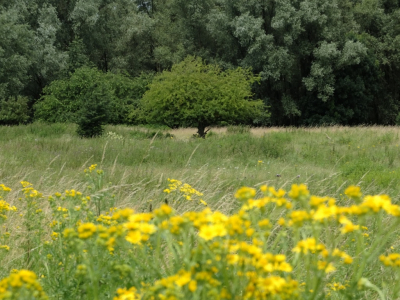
xmin=1 ymin=123 xmax=400 ymax=299
xmin=1 ymin=123 xmax=400 ymax=209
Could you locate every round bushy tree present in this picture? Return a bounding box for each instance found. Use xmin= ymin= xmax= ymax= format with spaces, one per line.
xmin=140 ymin=56 xmax=265 ymax=137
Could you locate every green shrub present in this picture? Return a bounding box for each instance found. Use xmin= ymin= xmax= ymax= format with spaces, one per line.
xmin=34 ymin=67 xmax=108 ymax=123
xmin=76 ymin=83 xmax=110 ymax=138
xmin=34 ymin=67 xmax=153 ymax=125
xmin=108 ymin=72 xmax=154 ymax=124
xmin=0 ymin=96 xmax=30 ymax=125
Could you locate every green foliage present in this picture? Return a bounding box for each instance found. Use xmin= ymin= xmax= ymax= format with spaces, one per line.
xmin=76 ymin=83 xmax=110 ymax=138
xmin=4 ymin=0 xmax=400 ymax=126
xmin=34 ymin=67 xmax=152 ymax=124
xmin=67 ymin=37 xmax=92 ymax=72
xmin=204 ymin=0 xmax=394 ymax=125
xmin=141 ymin=56 xmax=265 ymax=137
xmin=0 ymin=7 xmax=33 ymax=99
xmin=300 ymin=52 xmax=383 ymax=125
xmin=30 ymin=4 xmax=69 ymax=88
xmin=34 ymin=67 xmax=106 ymax=123
xmin=119 ymin=72 xmax=154 ymax=124
xmin=0 ymin=96 xmax=30 ymax=125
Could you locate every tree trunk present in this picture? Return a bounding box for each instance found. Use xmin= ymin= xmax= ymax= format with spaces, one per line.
xmin=197 ymin=124 xmax=209 ymax=138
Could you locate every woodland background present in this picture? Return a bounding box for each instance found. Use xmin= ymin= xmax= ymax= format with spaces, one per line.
xmin=2 ymin=0 xmax=400 ymax=126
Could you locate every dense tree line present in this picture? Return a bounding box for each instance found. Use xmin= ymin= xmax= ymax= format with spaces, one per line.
xmin=2 ymin=0 xmax=400 ymax=126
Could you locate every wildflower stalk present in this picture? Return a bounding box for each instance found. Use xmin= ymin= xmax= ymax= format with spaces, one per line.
xmin=87 ymin=258 xmax=100 ymax=300
xmin=310 ymin=276 xmax=323 ymax=300
xmin=353 ymin=229 xmax=366 ymax=281
xmin=136 ymin=246 xmax=164 ymax=278
xmin=392 ymin=269 xmax=400 ymax=299
xmin=304 ymin=253 xmax=312 ymax=292
xmin=366 ymin=219 xmax=400 ymax=263
xmin=155 ymin=231 xmax=169 ymax=276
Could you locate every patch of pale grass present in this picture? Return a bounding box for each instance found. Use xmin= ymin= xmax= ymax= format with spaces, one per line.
xmin=169 ymin=125 xmax=400 ymax=140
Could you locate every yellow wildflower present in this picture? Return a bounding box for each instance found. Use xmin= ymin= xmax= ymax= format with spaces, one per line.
xmin=154 ymin=204 xmax=173 ymax=217
xmin=318 ymin=261 xmax=336 ymax=273
xmin=345 ymin=185 xmax=362 ymax=198
xmin=199 ymin=224 xmax=227 ymax=241
xmin=293 ymin=238 xmax=326 ymax=254
xmin=288 ymin=184 xmax=309 ymax=199
xmin=189 ymin=280 xmax=197 ymax=292
xmin=114 ymin=287 xmax=140 ymax=300
xmin=77 ymin=223 xmax=97 ymax=239
xmin=235 ymin=187 xmax=256 ymax=201
xmin=380 ymin=253 xmax=400 ymax=267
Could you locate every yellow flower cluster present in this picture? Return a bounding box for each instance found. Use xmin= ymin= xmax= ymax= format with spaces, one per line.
xmin=287 ymin=183 xmax=310 ymax=199
xmin=77 ymin=223 xmax=97 ymax=239
xmin=111 ymin=208 xmax=135 ymax=221
xmin=158 ymin=208 xmax=256 ymax=240
xmin=4 ymin=169 xmax=400 ymax=300
xmin=154 ymin=204 xmax=173 ymax=218
xmin=21 ymin=181 xmax=43 ymax=198
xmin=97 ymin=214 xmax=115 ymax=225
xmin=0 ymin=184 xmax=16 ymax=219
xmin=64 ymin=222 xmax=125 ymax=253
xmin=344 ymin=185 xmax=362 ymax=198
xmin=0 ymin=184 xmax=11 ymax=193
xmin=234 ymin=186 xmax=256 ymax=201
xmin=143 ymin=266 xmax=228 ymax=299
xmin=124 ymin=212 xmax=156 ymax=244
xmin=380 ymin=253 xmax=400 ymax=267
xmin=292 ymin=238 xmax=326 ymax=255
xmin=113 ymin=287 xmax=140 ymax=300
xmin=163 ymin=178 xmax=205 ymax=203
xmin=142 ymin=205 xmax=299 ymax=299
xmin=292 ymin=238 xmax=353 ymax=273
xmin=0 ymin=200 xmax=16 ymax=216
xmin=227 ymin=241 xmax=293 ymax=272
xmin=84 ymin=164 xmax=98 ymax=173
xmin=65 ymin=189 xmax=82 ymax=197
xmin=0 ymin=270 xmax=48 ymax=300
xmin=327 ymin=281 xmax=348 ymax=291
xmin=260 ymin=184 xmax=400 ymax=229
xmin=244 ymin=275 xmax=299 ymax=300
xmin=0 ymin=185 xmax=16 ymax=252
xmin=146 ymin=262 xmax=293 ymax=300
xmin=154 ymin=269 xmax=196 ymax=291
xmin=0 ymin=245 xmax=9 ymax=251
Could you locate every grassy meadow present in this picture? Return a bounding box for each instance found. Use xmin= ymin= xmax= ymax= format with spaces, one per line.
xmin=1 ymin=123 xmax=400 ymax=205
xmin=2 ymin=123 xmax=400 ymax=299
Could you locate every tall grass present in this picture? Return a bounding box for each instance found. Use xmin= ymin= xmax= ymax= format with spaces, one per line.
xmin=1 ymin=123 xmax=400 ymax=299
xmin=1 ymin=124 xmax=400 ymax=206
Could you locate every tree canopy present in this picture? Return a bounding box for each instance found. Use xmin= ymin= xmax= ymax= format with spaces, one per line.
xmin=141 ymin=56 xmax=264 ymax=136
xmin=2 ymin=0 xmax=400 ymax=126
